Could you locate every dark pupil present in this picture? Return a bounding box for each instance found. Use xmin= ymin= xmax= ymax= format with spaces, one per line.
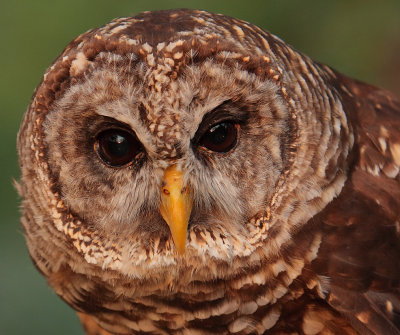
xmin=97 ymin=129 xmax=139 ymax=166
xmin=200 ymin=122 xmax=237 ymax=152
xmin=209 ymin=123 xmax=229 ymax=144
xmin=106 ymin=134 xmax=129 ymax=158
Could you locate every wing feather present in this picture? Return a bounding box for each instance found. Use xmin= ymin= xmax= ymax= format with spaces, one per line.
xmin=313 ymin=75 xmax=400 ymax=334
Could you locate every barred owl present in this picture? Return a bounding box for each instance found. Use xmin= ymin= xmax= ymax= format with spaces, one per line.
xmin=17 ymin=9 xmax=400 ymax=335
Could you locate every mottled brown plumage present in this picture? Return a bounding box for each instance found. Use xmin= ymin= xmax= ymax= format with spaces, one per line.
xmin=18 ymin=9 xmax=400 ymax=335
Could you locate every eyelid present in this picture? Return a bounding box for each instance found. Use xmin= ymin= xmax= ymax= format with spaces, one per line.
xmin=193 ymin=106 xmax=248 ymax=143
xmin=94 ymin=124 xmax=134 ymax=139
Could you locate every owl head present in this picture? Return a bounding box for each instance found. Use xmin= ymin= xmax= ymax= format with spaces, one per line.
xmin=18 ymin=9 xmax=352 ymax=286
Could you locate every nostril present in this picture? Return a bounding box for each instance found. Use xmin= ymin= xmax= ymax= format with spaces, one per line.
xmin=162 ymin=188 xmax=170 ymax=195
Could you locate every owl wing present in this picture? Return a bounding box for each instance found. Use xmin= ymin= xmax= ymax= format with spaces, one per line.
xmin=78 ymin=312 xmax=113 ymax=335
xmin=312 ymin=76 xmax=400 ymax=335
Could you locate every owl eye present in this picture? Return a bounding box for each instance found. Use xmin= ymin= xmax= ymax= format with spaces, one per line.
xmin=95 ymin=129 xmax=141 ymax=167
xmin=199 ymin=121 xmax=239 ymax=152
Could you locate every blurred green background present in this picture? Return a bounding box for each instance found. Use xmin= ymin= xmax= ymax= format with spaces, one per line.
xmin=1 ymin=0 xmax=399 ymax=334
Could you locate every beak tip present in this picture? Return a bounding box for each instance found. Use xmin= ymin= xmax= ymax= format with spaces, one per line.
xmin=172 ymin=236 xmax=186 ymax=255
xmin=176 ymin=246 xmax=186 ymax=255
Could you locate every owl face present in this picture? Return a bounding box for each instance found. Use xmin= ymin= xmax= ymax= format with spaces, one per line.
xmin=19 ymin=9 xmax=351 ymax=284
xmin=43 ymin=53 xmax=288 ymax=265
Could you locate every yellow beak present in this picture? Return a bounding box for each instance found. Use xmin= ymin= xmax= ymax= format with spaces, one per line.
xmin=160 ymin=165 xmax=192 ymax=254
